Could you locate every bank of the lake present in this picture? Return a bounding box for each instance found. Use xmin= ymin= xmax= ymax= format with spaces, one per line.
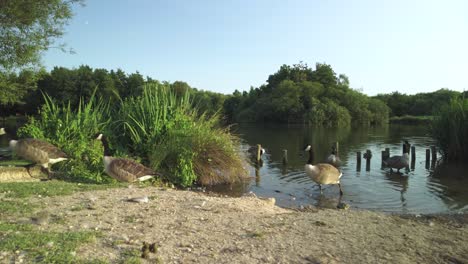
xmin=1 ymin=185 xmax=467 ymax=263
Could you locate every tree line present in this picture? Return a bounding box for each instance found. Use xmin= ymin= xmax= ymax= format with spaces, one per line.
xmin=0 ymin=66 xmax=227 ymax=117
xmin=373 ymin=89 xmax=466 ymax=117
xmin=2 ymin=63 xmax=465 ymax=126
xmin=223 ymin=62 xmax=390 ymax=126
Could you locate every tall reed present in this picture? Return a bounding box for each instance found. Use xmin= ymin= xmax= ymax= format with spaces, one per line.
xmin=432 ymin=98 xmax=468 ymax=162
xmin=115 ymin=83 xmax=247 ymax=187
xmin=18 ymin=90 xmax=111 ymax=182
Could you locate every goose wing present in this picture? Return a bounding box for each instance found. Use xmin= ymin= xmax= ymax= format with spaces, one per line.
xmin=315 ymin=163 xmax=342 ymax=184
xmin=108 ymin=158 xmax=156 ymax=182
xmin=21 ymin=139 xmax=68 ymax=159
xmin=384 ymin=155 xmax=407 ymax=168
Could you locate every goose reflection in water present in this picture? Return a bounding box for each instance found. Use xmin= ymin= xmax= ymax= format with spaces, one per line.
xmin=385 ymin=171 xmax=409 ymax=208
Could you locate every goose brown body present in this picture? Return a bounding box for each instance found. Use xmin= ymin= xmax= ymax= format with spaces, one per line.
xmin=10 ymin=138 xmax=68 ymax=169
xmin=97 ymin=134 xmax=157 ymax=182
xmin=305 ymin=145 xmax=343 ymax=195
xmin=104 ymin=156 xmax=156 ymax=182
xmin=384 ymin=143 xmax=410 ymax=173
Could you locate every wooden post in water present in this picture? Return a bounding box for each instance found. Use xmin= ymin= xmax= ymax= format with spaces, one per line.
xmin=356 ymin=151 xmax=361 ymax=171
xmin=431 ymin=146 xmax=437 ymax=163
xmin=411 ymin=146 xmax=416 ymax=170
xmin=256 ymin=144 xmax=262 ymax=163
xmin=364 ymin=149 xmax=372 ymax=171
xmin=282 ymin=149 xmax=288 ymax=165
xmin=255 ymin=166 xmax=260 ymax=186
xmin=333 ymin=142 xmax=339 ymax=155
xmin=425 ymin=149 xmax=430 ymax=169
xmin=381 ymin=150 xmax=389 ymax=168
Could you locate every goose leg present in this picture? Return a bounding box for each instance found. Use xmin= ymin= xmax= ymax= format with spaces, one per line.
xmin=338 ymin=183 xmax=343 ymax=196
xmin=318 ymin=184 xmax=322 ymax=194
xmin=24 ymin=164 xmax=34 ymax=177
xmin=39 ymin=166 xmax=52 ymax=180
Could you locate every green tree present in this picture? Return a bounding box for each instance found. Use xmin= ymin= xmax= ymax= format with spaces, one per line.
xmin=0 ymin=0 xmax=83 ymax=70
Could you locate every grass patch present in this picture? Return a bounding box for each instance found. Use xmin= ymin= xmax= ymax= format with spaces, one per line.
xmin=0 ymin=181 xmax=123 ymax=199
xmin=390 ymin=115 xmax=432 ymax=124
xmin=120 ymin=249 xmax=142 ymax=264
xmin=0 ymin=222 xmax=98 ymax=263
xmin=0 ymin=199 xmax=36 ymax=215
xmin=0 ymin=159 xmax=33 ymax=166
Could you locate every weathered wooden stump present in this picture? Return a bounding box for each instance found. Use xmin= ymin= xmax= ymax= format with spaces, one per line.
xmin=0 ymin=166 xmax=43 ymax=182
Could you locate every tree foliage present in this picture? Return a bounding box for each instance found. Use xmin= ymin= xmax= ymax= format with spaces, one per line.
xmin=224 ymin=62 xmax=389 ymax=126
xmin=0 ymin=0 xmax=83 ymax=70
xmin=374 ymin=89 xmax=462 ymax=117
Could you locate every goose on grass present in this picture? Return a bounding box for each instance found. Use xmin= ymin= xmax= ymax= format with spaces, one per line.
xmin=305 ymin=144 xmax=343 ymax=196
xmin=96 ymin=133 xmax=158 ymax=182
xmin=3 ymin=128 xmax=68 ymax=177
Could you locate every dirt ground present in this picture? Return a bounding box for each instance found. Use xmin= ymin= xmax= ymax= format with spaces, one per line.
xmin=5 ymin=186 xmax=468 ymax=263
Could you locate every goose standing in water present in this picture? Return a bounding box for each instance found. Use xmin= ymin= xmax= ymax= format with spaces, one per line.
xmin=383 ymin=142 xmax=410 ymax=173
xmin=248 ymin=145 xmax=265 ymax=158
xmin=3 ymin=128 xmax=68 ymax=177
xmin=96 ymin=133 xmax=157 ymax=182
xmin=304 ymin=144 xmax=343 ymax=196
xmin=326 ymin=144 xmax=341 ymax=167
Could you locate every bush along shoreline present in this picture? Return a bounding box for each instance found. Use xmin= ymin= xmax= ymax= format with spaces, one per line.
xmin=16 ymin=84 xmax=248 ymax=186
xmin=432 ymin=98 xmax=468 ymax=162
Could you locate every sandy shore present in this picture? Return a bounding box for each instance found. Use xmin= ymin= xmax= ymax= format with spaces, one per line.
xmin=4 ymin=186 xmax=468 ymax=263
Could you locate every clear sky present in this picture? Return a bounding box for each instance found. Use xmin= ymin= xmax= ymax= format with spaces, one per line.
xmin=43 ymin=0 xmax=468 ymax=96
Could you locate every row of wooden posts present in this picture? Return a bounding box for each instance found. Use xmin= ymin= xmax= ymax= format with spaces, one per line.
xmin=253 ymin=143 xmax=438 ymax=171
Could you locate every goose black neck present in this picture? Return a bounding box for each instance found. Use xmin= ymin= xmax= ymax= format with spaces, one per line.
xmin=101 ymin=136 xmax=112 ymax=156
xmin=307 ymin=148 xmax=314 ymax=165
xmin=403 ymin=143 xmax=409 ymax=154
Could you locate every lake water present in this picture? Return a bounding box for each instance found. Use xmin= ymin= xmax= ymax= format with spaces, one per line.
xmin=2 ymin=121 xmax=467 ymax=214
xmin=208 ymin=124 xmax=468 ymax=214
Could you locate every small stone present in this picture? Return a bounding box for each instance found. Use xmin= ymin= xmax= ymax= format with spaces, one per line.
xmin=127 ymin=196 xmax=149 ymax=203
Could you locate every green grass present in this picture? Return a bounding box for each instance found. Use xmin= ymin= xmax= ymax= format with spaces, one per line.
xmin=116 ymin=83 xmax=247 ymax=187
xmin=0 ymin=159 xmax=33 ymax=166
xmin=0 ymin=199 xmax=36 ymax=215
xmin=13 ymin=84 xmax=247 ymax=187
xmin=0 ymin=222 xmax=99 ymax=263
xmin=0 ymin=181 xmax=126 ymax=263
xmin=17 ymin=90 xmax=112 ymax=183
xmin=0 ymin=181 xmax=123 ymax=199
xmin=389 ymin=115 xmax=432 ymax=124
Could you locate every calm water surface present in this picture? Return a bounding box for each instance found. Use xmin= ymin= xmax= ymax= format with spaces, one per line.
xmin=209 ymin=124 xmax=468 ymax=214
xmin=2 ymin=121 xmax=467 ymax=214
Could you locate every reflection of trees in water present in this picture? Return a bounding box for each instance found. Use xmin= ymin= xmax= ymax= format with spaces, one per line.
xmin=428 ymin=163 xmax=468 ymax=209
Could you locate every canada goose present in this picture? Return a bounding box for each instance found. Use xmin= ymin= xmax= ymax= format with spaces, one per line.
xmin=7 ymin=130 xmax=68 ymax=177
xmin=248 ymin=145 xmax=265 ymax=157
xmin=383 ymin=142 xmax=409 ymax=173
xmin=96 ymin=133 xmax=157 ymax=182
xmin=326 ymin=144 xmax=341 ymax=167
xmin=304 ymin=145 xmax=343 ymax=195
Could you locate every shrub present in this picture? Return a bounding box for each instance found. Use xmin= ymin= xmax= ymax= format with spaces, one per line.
xmin=432 ymin=98 xmax=468 ymax=162
xmin=17 ymin=91 xmax=111 ymax=182
xmin=115 ymin=83 xmax=247 ymax=187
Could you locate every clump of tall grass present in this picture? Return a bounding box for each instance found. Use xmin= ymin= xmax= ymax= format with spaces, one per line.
xmin=17 ymin=91 xmax=111 ymax=182
xmin=432 ymin=98 xmax=468 ymax=162
xmin=115 ymin=83 xmax=247 ymax=187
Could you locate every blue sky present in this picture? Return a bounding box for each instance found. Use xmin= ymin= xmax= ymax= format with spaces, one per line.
xmin=43 ymin=0 xmax=468 ymax=95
